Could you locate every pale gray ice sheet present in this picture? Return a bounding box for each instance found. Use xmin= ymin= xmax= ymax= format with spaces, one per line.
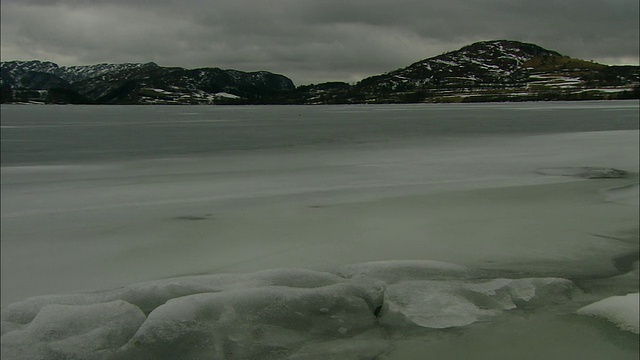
xmin=1 ymin=130 xmax=638 ymax=306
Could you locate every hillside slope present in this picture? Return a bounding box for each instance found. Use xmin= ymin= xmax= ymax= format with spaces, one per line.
xmin=290 ymin=40 xmax=639 ymax=104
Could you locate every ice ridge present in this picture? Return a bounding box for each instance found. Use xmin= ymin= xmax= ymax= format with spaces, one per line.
xmin=1 ymin=260 xmax=582 ymax=360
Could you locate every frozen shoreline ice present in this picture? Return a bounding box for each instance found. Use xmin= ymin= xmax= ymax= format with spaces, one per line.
xmin=3 ymin=258 xmax=636 ymax=359
xmin=1 ymin=260 xmax=585 ymax=360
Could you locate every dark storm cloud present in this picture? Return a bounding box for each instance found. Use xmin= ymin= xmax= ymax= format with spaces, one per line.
xmin=1 ymin=0 xmax=638 ymax=85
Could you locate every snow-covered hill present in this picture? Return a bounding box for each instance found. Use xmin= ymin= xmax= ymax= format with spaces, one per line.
xmin=380 ymin=40 xmax=559 ymax=88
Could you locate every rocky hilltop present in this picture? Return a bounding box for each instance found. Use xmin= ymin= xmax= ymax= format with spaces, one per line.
xmin=291 ymin=40 xmax=639 ymax=103
xmin=1 ymin=40 xmax=638 ymax=104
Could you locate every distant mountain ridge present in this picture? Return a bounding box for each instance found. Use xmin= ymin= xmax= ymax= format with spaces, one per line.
xmin=0 ymin=61 xmax=295 ymax=104
xmin=1 ymin=61 xmax=151 ymax=84
xmin=1 ymin=40 xmax=638 ymax=104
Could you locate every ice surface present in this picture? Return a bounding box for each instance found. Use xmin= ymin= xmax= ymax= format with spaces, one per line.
xmin=1 ymin=104 xmax=638 ymax=358
xmin=2 ymin=127 xmax=638 ymax=305
xmin=602 ymin=184 xmax=640 ymax=206
xmin=337 ymin=260 xmax=471 ymax=283
xmin=577 ymin=293 xmax=640 ymax=334
xmin=286 ymin=337 xmax=391 ymax=360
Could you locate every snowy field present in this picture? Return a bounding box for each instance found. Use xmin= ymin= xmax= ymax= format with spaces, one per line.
xmin=1 ymin=102 xmax=638 ymax=359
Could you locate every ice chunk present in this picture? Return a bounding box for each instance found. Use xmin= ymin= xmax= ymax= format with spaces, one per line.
xmin=383 ymin=277 xmax=578 ymax=329
xmin=383 ymin=280 xmax=499 ymax=328
xmin=114 ymin=268 xmax=343 ymax=315
xmin=577 ymin=293 xmax=639 ymax=334
xmin=0 ymin=263 xmax=583 ymax=359
xmin=118 ymin=279 xmax=385 ymax=359
xmin=470 ymin=277 xmax=579 ymax=308
xmin=1 ymin=300 xmax=145 ymax=360
xmin=1 ymin=269 xmax=376 ymax=359
xmin=1 ymin=268 xmax=343 ymax=324
xmin=1 ymin=293 xmax=119 ymax=326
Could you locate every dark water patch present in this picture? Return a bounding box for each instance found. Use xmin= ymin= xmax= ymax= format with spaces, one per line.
xmin=171 ymin=214 xmax=214 ymax=221
xmin=536 ymin=167 xmax=628 ymax=179
xmin=590 ymin=233 xmax=631 ymax=243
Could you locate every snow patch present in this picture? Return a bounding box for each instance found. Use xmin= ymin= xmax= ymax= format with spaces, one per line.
xmin=577 ymin=293 xmax=639 ymax=334
xmin=214 ymin=92 xmax=240 ymax=99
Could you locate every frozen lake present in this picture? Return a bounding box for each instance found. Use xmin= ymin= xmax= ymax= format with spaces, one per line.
xmin=1 ymin=101 xmax=639 ymax=359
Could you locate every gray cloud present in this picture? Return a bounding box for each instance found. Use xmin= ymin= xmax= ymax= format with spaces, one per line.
xmin=2 ymin=0 xmax=638 ymax=85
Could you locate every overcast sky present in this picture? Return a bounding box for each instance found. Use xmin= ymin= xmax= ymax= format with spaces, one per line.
xmin=1 ymin=0 xmax=638 ymax=85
